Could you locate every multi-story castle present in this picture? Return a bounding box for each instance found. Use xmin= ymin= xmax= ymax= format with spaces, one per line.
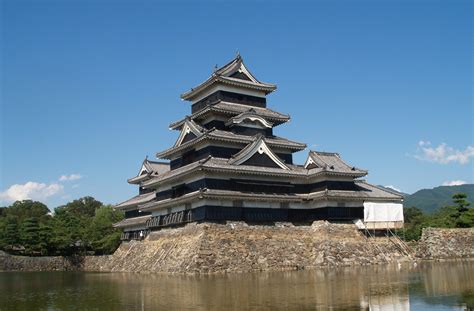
xmin=113 ymin=55 xmax=403 ymax=240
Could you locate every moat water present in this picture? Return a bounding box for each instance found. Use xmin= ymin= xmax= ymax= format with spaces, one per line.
xmin=1 ymin=261 xmax=473 ymax=310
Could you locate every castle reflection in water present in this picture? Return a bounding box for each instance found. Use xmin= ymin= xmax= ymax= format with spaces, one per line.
xmin=1 ymin=261 xmax=473 ymax=310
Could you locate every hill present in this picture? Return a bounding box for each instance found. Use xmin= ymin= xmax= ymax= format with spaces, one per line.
xmin=403 ymin=184 xmax=474 ymax=214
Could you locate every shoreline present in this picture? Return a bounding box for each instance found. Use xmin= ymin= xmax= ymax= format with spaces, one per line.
xmin=1 ymin=222 xmax=473 ymax=274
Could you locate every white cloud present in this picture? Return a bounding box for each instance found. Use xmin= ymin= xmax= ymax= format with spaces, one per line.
xmin=442 ymin=180 xmax=467 ymax=186
xmin=414 ymin=141 xmax=474 ymax=165
xmin=59 ymin=174 xmax=82 ymax=182
xmin=385 ymin=185 xmax=402 ymax=193
xmin=0 ymin=182 xmax=64 ymax=203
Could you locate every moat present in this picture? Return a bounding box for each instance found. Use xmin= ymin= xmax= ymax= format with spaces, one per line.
xmin=1 ymin=261 xmax=473 ymax=310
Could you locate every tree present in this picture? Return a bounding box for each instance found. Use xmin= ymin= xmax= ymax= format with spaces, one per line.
xmin=6 ymin=200 xmax=50 ymax=222
xmin=403 ymin=206 xmax=428 ymax=240
xmin=452 ymin=193 xmax=473 ymax=228
xmin=458 ymin=207 xmax=474 ymax=228
xmin=453 ymin=193 xmax=470 ymax=213
xmin=3 ymin=216 xmax=20 ymax=246
xmin=0 ymin=196 xmax=124 ymax=256
xmin=86 ymin=205 xmax=124 ymax=254
xmin=21 ymin=217 xmax=40 ymax=254
xmin=58 ymin=197 xmax=103 ymax=218
xmin=38 ymin=219 xmax=54 ymax=255
xmin=49 ymin=207 xmax=86 ymax=255
xmin=429 ymin=193 xmax=473 ymax=228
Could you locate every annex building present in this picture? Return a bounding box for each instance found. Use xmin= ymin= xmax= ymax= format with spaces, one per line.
xmin=113 ymin=55 xmax=403 ymax=240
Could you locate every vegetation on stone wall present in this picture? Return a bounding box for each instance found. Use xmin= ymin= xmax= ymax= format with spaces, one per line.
xmin=403 ymin=193 xmax=474 ymax=241
xmin=0 ymin=197 xmax=124 ymax=256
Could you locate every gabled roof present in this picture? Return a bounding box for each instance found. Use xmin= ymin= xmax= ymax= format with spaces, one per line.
xmin=173 ymin=118 xmax=205 ymax=147
xmin=225 ymin=109 xmax=273 ymax=129
xmin=114 ymin=192 xmax=156 ymax=210
xmin=169 ymin=101 xmax=290 ymax=130
xmin=214 ymin=53 xmax=260 ymax=83
xmin=127 ymin=158 xmax=170 ymax=184
xmin=141 ymin=156 xmax=367 ymax=189
xmin=157 ymin=129 xmax=306 ymax=159
xmin=228 ymin=135 xmax=289 ymax=170
xmin=304 ymin=151 xmax=367 ymax=175
xmin=181 ymin=55 xmax=277 ymax=101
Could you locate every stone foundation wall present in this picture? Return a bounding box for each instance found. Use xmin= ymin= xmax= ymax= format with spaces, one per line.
xmin=416 ymin=227 xmax=474 ymax=260
xmin=4 ymin=222 xmax=472 ymax=274
xmin=0 ymin=251 xmax=75 ymax=271
xmin=0 ymin=221 xmax=408 ymax=273
xmin=80 ymin=221 xmax=409 ymax=273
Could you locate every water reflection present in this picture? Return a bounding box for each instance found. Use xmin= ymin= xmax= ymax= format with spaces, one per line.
xmin=1 ymin=261 xmax=473 ymax=310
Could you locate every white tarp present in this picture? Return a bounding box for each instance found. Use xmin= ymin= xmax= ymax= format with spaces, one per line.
xmin=363 ymin=202 xmax=404 ymax=223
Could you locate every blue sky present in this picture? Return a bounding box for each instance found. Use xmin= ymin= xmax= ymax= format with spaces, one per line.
xmin=1 ymin=0 xmax=472 ymax=208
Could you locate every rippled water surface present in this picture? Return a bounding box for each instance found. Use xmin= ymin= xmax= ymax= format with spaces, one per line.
xmin=1 ymin=261 xmax=473 ymax=310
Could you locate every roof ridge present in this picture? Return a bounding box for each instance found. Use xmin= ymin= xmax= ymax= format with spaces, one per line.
xmin=146 ymin=160 xmax=169 ymax=165
xmin=310 ymin=150 xmax=340 ymax=157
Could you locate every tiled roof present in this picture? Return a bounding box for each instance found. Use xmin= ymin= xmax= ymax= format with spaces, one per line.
xmin=169 ymin=101 xmax=290 ymax=129
xmin=139 ymin=188 xmax=303 ymax=211
xmin=307 ymin=151 xmax=367 ymax=175
xmin=181 ymin=55 xmax=276 ymax=101
xmin=142 ymin=156 xmax=367 ymax=188
xmin=305 ymin=180 xmax=403 ymax=201
xmin=127 ymin=159 xmax=170 ymax=184
xmin=144 ymin=161 xmax=170 ymax=175
xmin=139 ymin=181 xmax=401 ymax=212
xmin=114 ymin=192 xmax=156 ymax=210
xmin=113 ymin=215 xmax=151 ymax=228
xmin=157 ymin=129 xmax=306 ymax=159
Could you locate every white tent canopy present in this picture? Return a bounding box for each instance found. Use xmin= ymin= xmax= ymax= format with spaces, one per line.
xmin=363 ymin=202 xmax=404 ymax=229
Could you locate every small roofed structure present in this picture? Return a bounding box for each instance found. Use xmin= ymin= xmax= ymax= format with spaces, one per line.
xmin=114 ymin=55 xmax=403 ymax=237
xmin=114 ymin=158 xmax=169 ymax=240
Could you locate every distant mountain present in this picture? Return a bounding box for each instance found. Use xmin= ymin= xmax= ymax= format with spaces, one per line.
xmin=403 ymin=184 xmax=474 ymax=214
xmin=378 ymin=186 xmax=409 ymax=197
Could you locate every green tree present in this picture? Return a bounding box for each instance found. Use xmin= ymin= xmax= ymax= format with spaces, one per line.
xmin=38 ymin=219 xmax=54 ymax=255
xmin=58 ymin=197 xmax=103 ymax=218
xmin=49 ymin=208 xmax=86 ymax=255
xmin=86 ymin=205 xmax=124 ymax=254
xmin=3 ymin=216 xmax=20 ymax=246
xmin=428 ymin=192 xmax=472 ymax=228
xmin=452 ymin=193 xmax=473 ymax=227
xmin=403 ymin=206 xmax=428 ymax=240
xmin=5 ymin=200 xmax=50 ymax=222
xmin=453 ymin=193 xmax=470 ymax=212
xmin=458 ymin=207 xmax=474 ymax=228
xmin=21 ymin=217 xmax=40 ymax=254
xmin=0 ymin=196 xmax=124 ymax=256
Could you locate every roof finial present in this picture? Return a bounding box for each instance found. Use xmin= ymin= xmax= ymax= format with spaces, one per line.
xmin=236 ymin=50 xmax=241 ymax=59
xmin=213 ymin=64 xmax=218 ymax=72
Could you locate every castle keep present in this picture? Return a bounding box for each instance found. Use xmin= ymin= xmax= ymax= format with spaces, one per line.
xmin=113 ymin=55 xmax=403 ymax=240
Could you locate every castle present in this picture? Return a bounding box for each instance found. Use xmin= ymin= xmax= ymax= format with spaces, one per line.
xmin=113 ymin=55 xmax=403 ymax=240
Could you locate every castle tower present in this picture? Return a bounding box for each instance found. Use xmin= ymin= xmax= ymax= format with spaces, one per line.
xmin=113 ymin=55 xmax=402 ymax=238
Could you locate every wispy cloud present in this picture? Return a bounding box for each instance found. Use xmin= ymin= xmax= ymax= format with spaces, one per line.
xmin=59 ymin=174 xmax=82 ymax=182
xmin=442 ymin=180 xmax=467 ymax=186
xmin=414 ymin=141 xmax=474 ymax=165
xmin=385 ymin=185 xmax=402 ymax=193
xmin=0 ymin=182 xmax=64 ymax=203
